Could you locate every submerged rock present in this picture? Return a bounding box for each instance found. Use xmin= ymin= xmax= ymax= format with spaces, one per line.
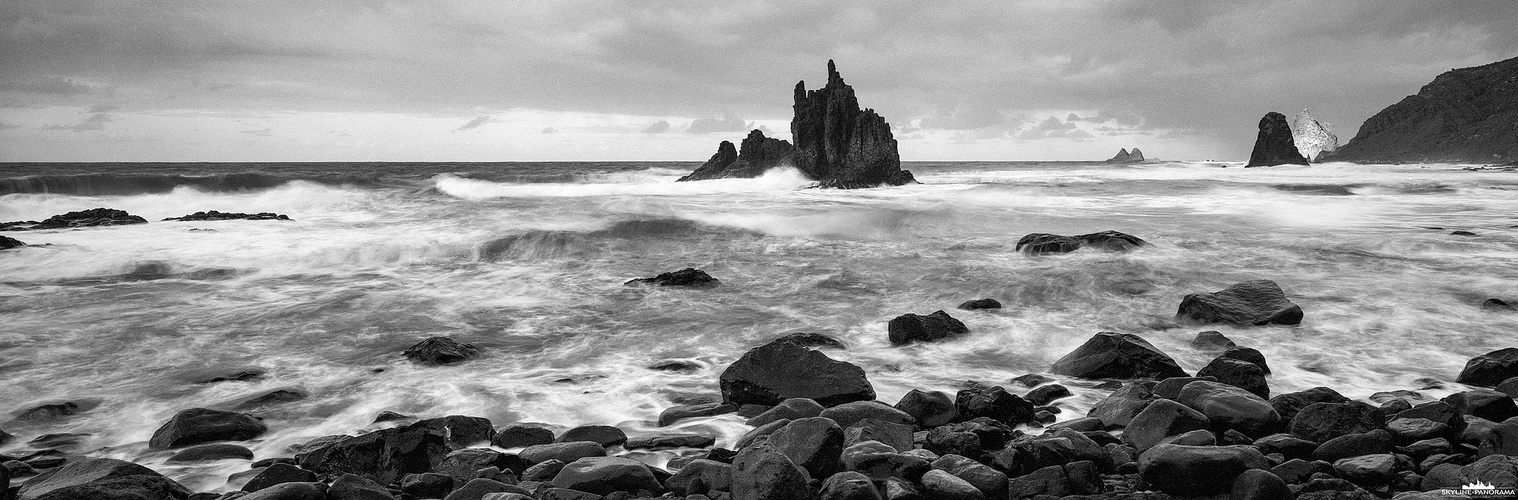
xmin=1016 ymin=230 xmax=1148 ymax=255
xmin=1050 ymin=332 xmax=1189 ymax=380
xmin=1484 ymin=298 xmax=1516 ymax=311
xmin=957 ymin=298 xmax=1002 ymax=310
xmin=162 ymin=210 xmax=290 ymax=222
xmin=719 ymin=338 xmax=875 ymax=407
xmin=1328 ymin=55 xmax=1518 ymax=164
xmin=1292 ymin=109 xmax=1339 ymax=162
xmin=1106 ymin=148 xmax=1146 ymax=163
xmin=0 ymin=207 xmax=148 ymax=231
xmin=1176 ymin=279 xmax=1303 ymax=326
xmin=793 ymin=61 xmax=916 ymax=188
xmin=887 ymin=310 xmax=969 ymax=345
xmin=402 ymin=336 xmax=480 ymax=365
xmin=678 ymin=129 xmax=796 ymax=182
xmin=1244 ymin=112 xmax=1311 ymax=167
xmin=625 ymin=267 xmax=720 ymax=288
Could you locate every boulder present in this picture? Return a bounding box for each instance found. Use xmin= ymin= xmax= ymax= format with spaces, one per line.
xmin=1486 ymin=299 xmax=1517 ymax=312
xmin=148 ymin=408 xmax=267 ymax=449
xmin=1087 ymin=383 xmax=1157 ymax=428
xmin=519 ymin=442 xmax=606 ymax=466
xmin=1123 ymin=398 xmax=1211 ymax=452
xmin=15 ymin=399 xmax=101 ymax=422
xmin=549 ymin=456 xmax=661 ymax=496
xmin=165 ymin=443 xmax=255 ymax=462
xmin=818 ymin=471 xmax=882 ymax=500
xmin=663 ymin=459 xmax=731 ymax=494
xmin=1231 ymin=468 xmax=1292 ymax=500
xmin=1311 ymin=429 xmax=1394 ymax=462
xmin=932 ymin=454 xmax=1007 ymax=499
xmin=1332 ymin=453 xmax=1397 ymax=485
xmin=677 ymin=130 xmax=795 ymax=182
xmin=241 ymin=463 xmax=318 ymax=492
xmin=1253 ymin=433 xmax=1318 ymax=460
xmin=624 ymin=267 xmax=719 ymax=288
xmin=822 ymin=400 xmax=916 ymax=429
xmin=412 ymin=415 xmax=495 ymax=449
xmin=894 ymin=390 xmax=957 ymax=428
xmin=1 ymin=207 xmax=148 ymax=230
xmin=295 ymin=425 xmax=451 ymax=485
xmin=403 ymin=337 xmax=480 ymax=365
xmin=729 ymin=438 xmax=812 ymax=500
xmin=840 ymin=440 xmax=930 ymax=481
xmin=1075 ymin=230 xmax=1149 ymax=251
xmin=1244 ymin=112 xmax=1311 ymax=167
xmin=443 ymin=478 xmax=526 ymax=499
xmin=239 ymin=483 xmax=327 ymax=500
xmin=1177 ymin=380 xmax=1282 ymax=437
xmin=521 ymin=459 xmax=565 ymax=482
xmin=992 ymin=428 xmax=1107 ymax=477
xmin=1499 ymin=376 xmax=1518 ymax=398
xmin=1192 ymin=330 xmax=1236 ymax=350
xmin=327 ymin=473 xmax=394 ymax=500
xmin=1138 ymin=444 xmax=1270 ymax=495
xmin=1326 ymin=56 xmax=1518 ymax=164
xmin=624 ymin=433 xmax=715 ymax=450
xmin=748 ymin=398 xmax=825 ymax=427
xmin=719 ymin=339 xmax=875 ymax=407
xmin=844 ymin=418 xmax=914 ymax=451
xmin=1153 ymin=376 xmax=1218 ymax=400
xmin=957 ymin=298 xmax=1002 ymax=310
xmin=658 ymin=402 xmax=737 ymax=427
xmin=771 ymin=332 xmax=846 ymax=349
xmin=162 ymin=210 xmax=291 ymax=222
xmin=1016 ymin=231 xmax=1147 ymax=255
xmin=1219 ymin=347 xmax=1272 ymax=374
xmin=1456 ymin=348 xmax=1518 ymax=387
xmin=1421 ymin=453 xmax=1518 ymax=491
xmin=1050 ymin=332 xmax=1189 ymax=380
xmin=1270 ymin=387 xmax=1350 ymax=424
xmin=494 ymin=425 xmax=555 ymax=449
xmin=1289 ymin=401 xmax=1384 ymax=443
xmin=1292 ymin=109 xmax=1339 ymax=162
xmin=767 ymin=417 xmax=845 ymax=480
xmin=678 ymin=141 xmax=738 ymax=182
xmin=1177 ymin=280 xmax=1303 ymax=325
xmin=401 ymin=472 xmax=455 ymax=498
xmin=17 ymin=458 xmax=192 ymax=499
xmin=1197 ymin=357 xmax=1270 ymax=399
xmin=433 ymin=448 xmax=524 ymax=485
xmin=1443 ymin=389 xmax=1518 ymax=423
xmin=919 ymin=469 xmax=985 ymax=500
xmin=887 ymin=310 xmax=969 ymax=345
xmin=557 ymin=425 xmax=626 ymax=447
xmin=791 ymin=60 xmax=916 ymax=188
xmin=1024 ymin=384 xmax=1071 ymax=406
xmin=1005 ymin=461 xmax=1101 ymax=498
xmin=954 ymin=386 xmax=1036 ymax=426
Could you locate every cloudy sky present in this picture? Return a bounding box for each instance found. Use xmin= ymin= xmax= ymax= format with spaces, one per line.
xmin=2 ymin=1 xmax=1514 ymax=162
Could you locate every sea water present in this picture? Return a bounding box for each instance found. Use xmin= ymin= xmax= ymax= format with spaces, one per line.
xmin=1 ymin=161 xmax=1515 ymax=491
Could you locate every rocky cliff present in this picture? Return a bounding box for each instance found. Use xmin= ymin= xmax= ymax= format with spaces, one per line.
xmin=791 ymin=61 xmax=915 ymax=188
xmin=1106 ymin=148 xmax=1145 ymax=163
xmin=1291 ymin=109 xmax=1338 ymax=162
xmin=1244 ymin=112 xmax=1310 ymax=167
xmin=677 ymin=130 xmax=795 ymax=182
xmin=1329 ymin=56 xmax=1518 ymax=163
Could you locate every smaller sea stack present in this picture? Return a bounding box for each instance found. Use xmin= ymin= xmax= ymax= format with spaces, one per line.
xmin=1245 ymin=112 xmax=1310 ymax=167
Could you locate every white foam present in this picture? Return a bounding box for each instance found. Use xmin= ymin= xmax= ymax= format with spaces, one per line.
xmin=434 ymin=167 xmax=816 ymax=200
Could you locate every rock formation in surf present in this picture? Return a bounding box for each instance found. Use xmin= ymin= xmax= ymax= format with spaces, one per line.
xmin=0 ymin=207 xmax=148 ymax=231
xmin=162 ymin=210 xmax=291 ymax=222
xmin=1329 ymin=56 xmax=1518 ymax=163
xmin=0 ymin=235 xmax=23 ymax=249
xmin=1106 ymin=148 xmax=1145 ymax=163
xmin=678 ymin=61 xmax=914 ymax=188
xmin=1291 ymin=109 xmax=1338 ymax=162
xmin=1244 ymin=112 xmax=1310 ymax=167
xmin=677 ymin=130 xmax=795 ymax=182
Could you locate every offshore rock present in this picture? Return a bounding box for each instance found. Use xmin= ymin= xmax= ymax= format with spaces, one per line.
xmin=678 ymin=130 xmax=796 ymax=182
xmin=1292 ymin=109 xmax=1339 ymax=161
xmin=162 ymin=210 xmax=290 ymax=222
xmin=402 ymin=336 xmax=480 ymax=365
xmin=1457 ymin=348 xmax=1518 ymax=387
xmin=0 ymin=207 xmax=148 ymax=231
xmin=1050 ymin=332 xmax=1189 ymax=380
xmin=719 ymin=339 xmax=875 ymax=407
xmin=1106 ymin=148 xmax=1146 ymax=163
xmin=1244 ymin=112 xmax=1310 ymax=167
xmin=0 ymin=235 xmax=23 ymax=249
xmin=148 ymin=408 xmax=267 ymax=449
xmin=793 ymin=60 xmax=915 ymax=188
xmin=1016 ymin=230 xmax=1147 ymax=255
xmin=625 ymin=267 xmax=720 ymax=288
xmin=1176 ymin=279 xmax=1303 ymax=326
xmin=1329 ymin=56 xmax=1518 ymax=163
xmin=887 ymin=310 xmax=969 ymax=345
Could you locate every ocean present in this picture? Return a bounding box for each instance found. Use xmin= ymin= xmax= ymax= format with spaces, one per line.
xmin=1 ymin=161 xmax=1515 ymax=491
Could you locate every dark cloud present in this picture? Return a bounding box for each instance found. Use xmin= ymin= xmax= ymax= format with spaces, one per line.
xmin=454 ymin=115 xmax=492 ymax=132
xmin=43 ymin=113 xmax=114 ymax=132
xmin=687 ymin=115 xmax=747 ymax=134
xmin=641 ymin=120 xmax=671 ymax=133
xmin=0 ymin=77 xmax=93 ymax=95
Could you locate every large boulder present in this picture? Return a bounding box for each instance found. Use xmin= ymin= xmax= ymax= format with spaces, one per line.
xmin=1456 ymin=348 xmax=1518 ymax=387
xmin=954 ymin=386 xmax=1035 ymax=426
xmin=1244 ymin=112 xmax=1311 ymax=167
xmin=1422 ymin=453 xmax=1518 ymax=491
xmin=519 ymin=441 xmax=606 ymax=465
xmin=1444 ymin=389 xmax=1518 ymax=422
xmin=1123 ymin=398 xmax=1211 ymax=452
xmin=720 ymin=339 xmax=875 ymax=407
xmin=1270 ymin=387 xmax=1350 ymax=423
xmin=887 ymin=310 xmax=969 ymax=345
xmin=932 ymin=454 xmax=1008 ymax=499
xmin=1050 ymin=332 xmax=1189 ymax=380
xmin=1289 ymin=401 xmax=1384 ymax=443
xmin=413 ymin=415 xmax=495 ymax=449
xmin=818 ymin=470 xmax=882 ymax=500
xmin=678 ymin=130 xmax=796 ymax=182
xmin=295 ymin=425 xmax=451 ymax=485
xmin=16 ymin=457 xmax=192 ymax=500
xmin=402 ymin=337 xmax=480 ymax=365
xmin=1325 ymin=55 xmax=1518 ymax=164
xmin=895 ymin=389 xmax=957 ymax=428
xmin=1176 ymin=280 xmax=1303 ymax=326
xmin=791 ymin=60 xmax=915 ymax=188
xmin=730 ymin=438 xmax=813 ymax=500
xmin=1177 ymin=380 xmax=1282 ymax=437
xmin=1087 ymin=383 xmax=1157 ymax=428
xmin=664 ymin=459 xmax=731 ymax=494
xmin=766 ymin=417 xmax=845 ymax=480
xmin=148 ymin=408 xmax=267 ymax=449
xmin=1196 ymin=357 xmax=1270 ymax=399
xmin=549 ymin=456 xmax=662 ymax=496
xmin=1292 ymin=109 xmax=1339 ymax=161
xmin=679 ymin=141 xmax=738 ymax=182
xmin=1138 ymin=444 xmax=1270 ymax=495
xmin=1016 ymin=231 xmax=1147 ymax=255
xmin=919 ymin=469 xmax=985 ymax=500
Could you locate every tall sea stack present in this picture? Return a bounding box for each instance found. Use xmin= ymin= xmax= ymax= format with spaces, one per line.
xmin=1329 ymin=56 xmax=1518 ymax=163
xmin=791 ymin=60 xmax=915 ymax=188
xmin=1244 ymin=112 xmax=1310 ymax=168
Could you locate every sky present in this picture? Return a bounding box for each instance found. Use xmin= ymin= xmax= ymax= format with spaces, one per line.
xmin=1 ymin=1 xmax=1515 ymax=162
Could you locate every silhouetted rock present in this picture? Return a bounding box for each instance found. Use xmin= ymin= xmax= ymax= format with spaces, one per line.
xmin=680 ymin=141 xmax=738 ymax=182
xmin=1245 ymin=112 xmax=1310 ymax=167
xmin=1192 ymin=331 xmax=1236 ymax=350
xmin=166 ymin=443 xmax=255 ymax=462
xmin=162 ymin=210 xmax=291 ymax=221
xmin=402 ymin=336 xmax=480 ymax=365
xmin=0 ymin=235 xmax=23 ymax=249
xmin=1328 ymin=56 xmax=1518 ymax=164
xmin=719 ymin=339 xmax=875 ymax=407
xmin=792 ymin=61 xmax=916 ymax=188
xmin=1016 ymin=230 xmax=1148 ymax=254
xmin=957 ymin=298 xmax=1001 ymax=310
xmin=679 ymin=130 xmax=797 ymax=182
xmin=1484 ymin=298 xmax=1516 ymax=311
xmin=887 ymin=310 xmax=969 ymax=345
xmin=1051 ymin=332 xmax=1189 ymax=380
xmin=1457 ymin=348 xmax=1518 ymax=387
xmin=625 ymin=267 xmax=719 ymax=288
xmin=1176 ymin=279 xmax=1303 ymax=326
xmin=1292 ymin=109 xmax=1339 ymax=161
xmin=1 ymin=207 xmax=148 ymax=231
xmin=148 ymin=408 xmax=267 ymax=449
xmin=1106 ymin=148 xmax=1146 ymax=163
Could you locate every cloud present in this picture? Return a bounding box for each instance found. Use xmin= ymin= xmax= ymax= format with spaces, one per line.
xmin=1017 ymin=116 xmax=1094 ymax=140
xmin=454 ymin=115 xmax=493 ymax=132
xmin=641 ymin=120 xmax=670 ymax=133
xmin=240 ymin=128 xmax=272 ymax=136
xmin=541 ymin=127 xmax=557 ymax=134
xmin=43 ymin=113 xmax=114 ymax=132
xmin=0 ymin=122 xmax=20 ymax=130
xmin=687 ymin=115 xmax=748 ymax=134
xmin=1069 ymin=109 xmax=1145 ymax=127
xmin=0 ymin=77 xmax=93 ymax=95
xmin=920 ymin=105 xmax=1009 ymax=130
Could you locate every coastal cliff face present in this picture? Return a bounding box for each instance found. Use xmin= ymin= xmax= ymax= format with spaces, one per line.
xmin=1329 ymin=56 xmax=1518 ymax=163
xmin=676 ymin=130 xmax=794 ymax=182
xmin=1292 ymin=109 xmax=1338 ymax=162
xmin=1245 ymin=112 xmax=1310 ymax=168
xmin=791 ymin=61 xmax=915 ymax=188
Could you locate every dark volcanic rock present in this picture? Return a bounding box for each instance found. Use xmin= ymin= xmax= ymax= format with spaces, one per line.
xmin=1192 ymin=330 xmax=1236 ymax=350
xmin=1176 ymin=279 xmax=1303 ymax=326
xmin=1087 ymin=383 xmax=1157 ymax=428
xmin=772 ymin=332 xmax=846 ymax=349
xmin=1050 ymin=332 xmax=1189 ymax=380
xmin=1076 ymin=230 xmax=1149 ymax=251
xmin=1288 ymin=401 xmax=1384 ymax=443
xmin=1485 ymin=298 xmax=1516 ymax=311
xmin=719 ymin=339 xmax=875 ymax=407
xmin=767 ymin=417 xmax=845 ymax=480
xmin=402 ymin=336 xmax=480 ymax=365
xmin=1196 ymin=357 xmax=1270 ymax=398
xmin=295 ymin=425 xmax=451 ymax=485
xmin=1270 ymin=387 xmax=1350 ymax=424
xmin=730 ymin=438 xmax=812 ymax=500
xmin=955 ymin=386 xmax=1036 ymax=426
xmin=1123 ymin=398 xmax=1211 ymax=452
xmin=1457 ymin=348 xmax=1518 ymax=387
xmin=1177 ymin=380 xmax=1282 ymax=438
xmin=895 ymin=389 xmax=958 ymax=428
xmin=679 ymin=129 xmax=796 ymax=182
xmin=557 ymin=425 xmax=627 ymax=447
xmin=1444 ymin=389 xmax=1518 ymax=422
xmin=550 ymin=456 xmax=662 ymax=496
xmin=624 ymin=267 xmax=720 ymax=288
xmin=1016 ymin=230 xmax=1148 ymax=255
xmin=1327 ymin=56 xmax=1518 ymax=164
xmin=242 ymin=463 xmax=318 ymax=492
xmin=748 ymin=397 xmax=825 ymax=427
xmin=792 ymin=60 xmax=916 ymax=188
xmin=148 ymin=408 xmax=267 ymax=449
xmin=1138 ymin=444 xmax=1270 ymax=495
xmin=15 ymin=398 xmax=101 ymax=422
xmin=162 ymin=210 xmax=291 ymax=222
xmin=1244 ymin=112 xmax=1311 ymax=167
xmin=887 ymin=310 xmax=969 ymax=345
xmin=494 ymin=425 xmax=555 ymax=449
xmin=165 ymin=443 xmax=255 ymax=462
xmin=957 ymin=298 xmax=1002 ymax=310
xmin=1106 ymin=148 xmax=1146 ymax=163
xmin=0 ymin=207 xmax=148 ymax=231
xmin=1219 ymin=346 xmax=1272 ymax=374
xmin=17 ymin=457 xmax=192 ymax=500
xmin=0 ymin=235 xmax=23 ymax=249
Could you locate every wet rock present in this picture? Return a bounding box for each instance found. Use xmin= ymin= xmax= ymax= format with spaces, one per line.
xmin=1197 ymin=357 xmax=1270 ymax=399
xmin=1219 ymin=346 xmax=1272 ymax=375
xmin=1 ymin=207 xmax=148 ymax=231
xmin=1456 ymin=348 xmax=1518 ymax=387
xmin=730 ymin=438 xmax=812 ymax=500
xmin=1153 ymin=376 xmax=1217 ymax=400
xmin=845 ymin=418 xmax=913 ymax=451
xmin=624 ymin=268 xmax=719 ymax=288
xmin=1006 ymin=461 xmax=1102 ymax=498
xmin=1244 ymin=112 xmax=1310 ymax=167
xmin=193 ymin=366 xmax=268 ymax=384
xmin=957 ymin=298 xmax=1002 ymax=310
xmin=1087 ymin=383 xmax=1157 ymax=428
xmin=1484 ymin=298 xmax=1517 ymax=311
xmin=822 ymin=400 xmax=916 ymax=429
xmin=162 ymin=210 xmax=290 ymax=222
xmin=1176 ymin=279 xmax=1303 ymax=326
xmin=679 ymin=141 xmax=739 ymax=182
xmin=791 ymin=60 xmax=916 ymax=188
xmin=549 ymin=456 xmax=661 ymax=496
xmin=240 ymin=482 xmax=327 ymax=500
xmin=664 ymin=459 xmax=731 ymax=493
xmin=148 ymin=407 xmax=267 ymax=449
xmin=1158 ymin=429 xmax=1217 ymax=447
xmin=519 ymin=442 xmax=606 ymax=466
xmin=402 ymin=337 xmax=480 ymax=365
xmin=1025 ymin=384 xmax=1071 ymax=406
xmin=678 ymin=129 xmax=796 ymax=182
xmin=1015 ymin=233 xmax=1081 ymax=254
xmin=1124 ymin=399 xmax=1211 ymax=452
xmin=1230 ymin=467 xmax=1292 ymax=500
xmin=444 ymin=478 xmax=527 ymax=499
xmin=887 ymin=310 xmax=969 ymax=345
xmin=919 ymin=469 xmax=985 ymax=500
xmin=1138 ymin=444 xmax=1270 ymax=495
xmin=1270 ymin=387 xmax=1350 ymax=424
xmin=771 ymin=332 xmax=846 ymax=349
xmin=1076 ymin=230 xmax=1150 ymax=251
xmin=719 ymin=339 xmax=875 ymax=407
xmin=818 ymin=470 xmax=882 ymax=500
xmin=1312 ymin=429 xmax=1394 ymax=462
xmin=1051 ymin=332 xmax=1189 ymax=380
xmin=1444 ymin=388 xmax=1518 ymax=422
xmin=748 ymin=398 xmax=825 ymax=427
xmin=624 ymin=433 xmax=715 ymax=450
xmin=932 ymin=454 xmax=1007 ymax=499
xmin=658 ymin=402 xmax=737 ymax=427
xmin=413 ymin=415 xmax=495 ymax=449
xmin=955 ymin=385 xmax=1035 ymax=426
xmin=1499 ymin=376 xmax=1518 ymax=398
xmin=1192 ymin=331 xmax=1237 ymax=350
xmin=1254 ymin=433 xmax=1318 ymax=461
xmin=494 ymin=425 xmax=555 ymax=449
xmin=165 ymin=443 xmax=254 ymax=462
xmin=0 ymin=235 xmax=24 ymax=249
xmin=1177 ymin=380 xmax=1282 ymax=438
xmin=1333 ymin=454 xmax=1397 ymax=485
xmin=16 ymin=457 xmax=193 ymax=500
xmin=242 ymin=463 xmax=319 ymax=492
xmin=226 ymin=387 xmax=308 ymax=411
xmin=327 ymin=473 xmax=395 ymax=500
xmin=840 ymin=440 xmax=928 ymax=481
xmin=434 ymin=448 xmax=524 ymax=485
xmin=767 ymin=417 xmax=845 ymax=480
xmin=295 ymin=425 xmax=451 ymax=485
xmin=400 ymin=472 xmax=455 ymax=498
xmin=557 ymin=426 xmax=626 ymax=447
xmin=894 ymin=390 xmax=957 ymax=428
xmin=993 ymin=428 xmax=1107 ymax=477
xmin=14 ymin=399 xmax=101 ymax=422
xmin=884 ymin=476 xmax=922 ymax=500
xmin=1289 ymin=401 xmax=1384 ymax=443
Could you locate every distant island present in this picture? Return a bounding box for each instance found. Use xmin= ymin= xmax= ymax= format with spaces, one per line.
xmin=1105 ymin=148 xmax=1146 ymax=163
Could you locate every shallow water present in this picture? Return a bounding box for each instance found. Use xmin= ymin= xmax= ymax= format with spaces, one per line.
xmin=1 ymin=160 xmax=1515 ymax=491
